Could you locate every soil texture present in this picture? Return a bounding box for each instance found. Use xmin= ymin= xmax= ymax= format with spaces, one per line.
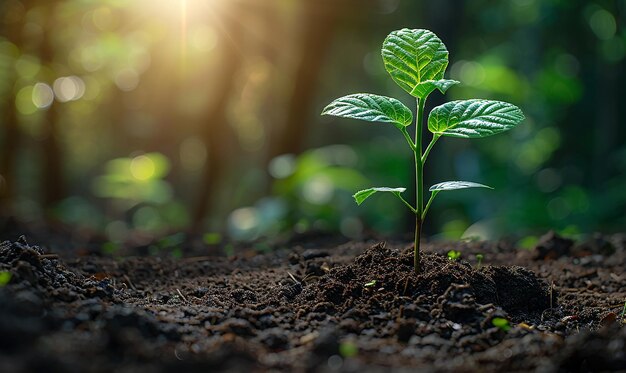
xmin=0 ymin=230 xmax=625 ymax=372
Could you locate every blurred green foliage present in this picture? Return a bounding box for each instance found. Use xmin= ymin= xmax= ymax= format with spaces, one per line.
xmin=1 ymin=0 xmax=625 ymax=244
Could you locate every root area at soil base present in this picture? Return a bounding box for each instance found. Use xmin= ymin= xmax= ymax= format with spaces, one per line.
xmin=1 ymin=233 xmax=625 ymax=372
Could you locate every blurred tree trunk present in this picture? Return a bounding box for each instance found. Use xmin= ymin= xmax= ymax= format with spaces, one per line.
xmin=191 ymin=12 xmax=242 ymax=231
xmin=266 ymin=2 xmax=340 ymax=163
xmin=0 ymin=1 xmax=27 ymax=214
xmin=39 ymin=1 xmax=64 ymax=211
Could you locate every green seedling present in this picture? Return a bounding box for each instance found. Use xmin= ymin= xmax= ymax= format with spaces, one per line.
xmin=0 ymin=271 xmax=11 ymax=287
xmin=620 ymin=298 xmax=626 ymax=325
xmin=492 ymin=317 xmax=511 ymax=332
xmin=322 ymin=28 xmax=524 ymax=273
xmin=476 ymin=253 xmax=484 ymax=268
xmin=364 ymin=280 xmax=377 ymax=287
xmin=339 ymin=341 xmax=359 ymax=358
xmin=447 ymin=250 xmax=461 ymax=261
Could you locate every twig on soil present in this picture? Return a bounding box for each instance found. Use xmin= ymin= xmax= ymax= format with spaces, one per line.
xmin=287 ymin=272 xmax=300 ymax=284
xmin=180 ymin=256 xmax=213 ymax=263
xmin=176 ymin=288 xmax=188 ymax=303
xmin=402 ymin=277 xmax=409 ymax=296
xmin=39 ymin=254 xmax=59 ymax=259
xmin=123 ymin=274 xmax=137 ymax=290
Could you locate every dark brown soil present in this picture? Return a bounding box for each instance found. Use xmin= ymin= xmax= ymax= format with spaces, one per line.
xmin=1 ymin=231 xmax=625 ymax=372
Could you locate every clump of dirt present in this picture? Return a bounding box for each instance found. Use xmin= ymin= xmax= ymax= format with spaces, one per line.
xmin=533 ymin=230 xmax=574 ymax=259
xmin=0 ymin=236 xmax=116 ymax=303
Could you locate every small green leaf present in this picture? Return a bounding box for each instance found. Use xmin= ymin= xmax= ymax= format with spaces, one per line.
xmin=447 ymin=250 xmax=461 ymax=260
xmin=0 ymin=271 xmax=11 ymax=287
xmin=410 ymin=79 xmax=460 ymax=99
xmin=339 ymin=341 xmax=359 ymax=358
xmin=364 ymin=280 xmax=377 ymax=287
xmin=492 ymin=317 xmax=511 ymax=332
xmin=322 ymin=93 xmax=413 ymax=129
xmin=382 ymin=29 xmax=449 ymax=96
xmin=428 ymin=99 xmax=525 ymax=138
xmin=429 ymin=181 xmax=493 ymax=192
xmin=353 ymin=187 xmax=406 ymax=206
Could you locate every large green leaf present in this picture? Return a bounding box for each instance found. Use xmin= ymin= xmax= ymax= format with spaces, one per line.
xmin=353 ymin=187 xmax=406 ymax=205
xmin=382 ymin=28 xmax=449 ymax=97
xmin=322 ymin=94 xmax=413 ymax=129
xmin=428 ymin=99 xmax=525 ymax=138
xmin=411 ymin=79 xmax=459 ymax=99
xmin=429 ymin=181 xmax=493 ymax=192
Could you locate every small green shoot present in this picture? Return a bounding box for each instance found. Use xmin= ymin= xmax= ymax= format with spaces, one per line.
xmin=620 ymin=298 xmax=626 ymax=325
xmin=203 ymin=232 xmax=222 ymax=245
xmin=364 ymin=280 xmax=377 ymax=287
xmin=476 ymin=253 xmax=484 ymax=268
xmin=0 ymin=271 xmax=12 ymax=287
xmin=322 ymin=29 xmax=524 ymax=273
xmin=447 ymin=250 xmax=461 ymax=261
xmin=492 ymin=317 xmax=511 ymax=332
xmin=339 ymin=341 xmax=359 ymax=358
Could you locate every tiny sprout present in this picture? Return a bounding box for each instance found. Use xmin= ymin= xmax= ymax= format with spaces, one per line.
xmin=322 ymin=29 xmax=524 ymax=273
xmin=447 ymin=250 xmax=461 ymax=261
xmin=620 ymin=299 xmax=626 ymax=325
xmin=364 ymin=280 xmax=377 ymax=287
xmin=339 ymin=341 xmax=359 ymax=358
xmin=492 ymin=317 xmax=511 ymax=332
xmin=0 ymin=271 xmax=11 ymax=287
xmin=476 ymin=253 xmax=484 ymax=268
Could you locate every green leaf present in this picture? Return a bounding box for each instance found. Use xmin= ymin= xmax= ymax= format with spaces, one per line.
xmin=353 ymin=187 xmax=406 ymax=205
xmin=410 ymin=79 xmax=459 ymax=99
xmin=492 ymin=317 xmax=511 ymax=332
xmin=0 ymin=271 xmax=11 ymax=287
xmin=382 ymin=28 xmax=450 ymax=97
xmin=321 ymin=93 xmax=413 ymax=129
xmin=429 ymin=181 xmax=493 ymax=192
xmin=428 ymin=99 xmax=525 ymax=138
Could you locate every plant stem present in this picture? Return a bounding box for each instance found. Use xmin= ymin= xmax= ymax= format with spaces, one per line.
xmin=421 ymin=134 xmax=440 ymax=163
xmin=422 ymin=191 xmax=439 ymax=220
xmin=414 ymin=98 xmax=426 ymax=274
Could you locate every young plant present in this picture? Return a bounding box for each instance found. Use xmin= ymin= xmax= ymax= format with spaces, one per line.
xmin=322 ymin=29 xmax=524 ymax=273
xmin=475 ymin=253 xmax=484 ymax=268
xmin=447 ymin=250 xmax=461 ymax=261
xmin=491 ymin=317 xmax=511 ymax=332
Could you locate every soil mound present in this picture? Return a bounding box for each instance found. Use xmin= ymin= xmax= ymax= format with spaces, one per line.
xmin=0 ymin=236 xmax=115 ymax=304
xmin=292 ymin=243 xmax=552 ymax=330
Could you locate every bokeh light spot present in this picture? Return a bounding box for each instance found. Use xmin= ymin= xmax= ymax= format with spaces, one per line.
xmin=130 ymin=155 xmax=156 ymax=180
xmin=269 ymin=154 xmax=296 ymax=179
xmin=15 ymin=55 xmax=41 ymax=79
xmin=53 ymin=76 xmax=85 ymax=102
xmin=228 ymin=207 xmax=259 ymax=239
xmin=302 ymin=175 xmax=334 ymax=205
xmin=536 ymin=168 xmax=562 ymax=193
xmin=547 ymin=197 xmax=571 ymax=220
xmin=588 ymin=9 xmax=616 ymax=40
xmin=16 ymin=86 xmax=37 ymax=115
xmin=32 ymin=82 xmax=54 ymax=109
xmin=115 ymin=68 xmax=140 ymax=91
xmin=451 ymin=61 xmax=485 ymax=86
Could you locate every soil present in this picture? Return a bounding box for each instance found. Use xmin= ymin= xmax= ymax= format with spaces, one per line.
xmin=0 ymin=229 xmax=625 ymax=372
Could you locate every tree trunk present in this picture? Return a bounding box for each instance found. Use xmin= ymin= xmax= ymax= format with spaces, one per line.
xmin=191 ymin=14 xmax=242 ymax=231
xmin=266 ymin=2 xmax=339 ymax=162
xmin=0 ymin=0 xmax=27 ymax=214
xmin=39 ymin=2 xmax=64 ymax=211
